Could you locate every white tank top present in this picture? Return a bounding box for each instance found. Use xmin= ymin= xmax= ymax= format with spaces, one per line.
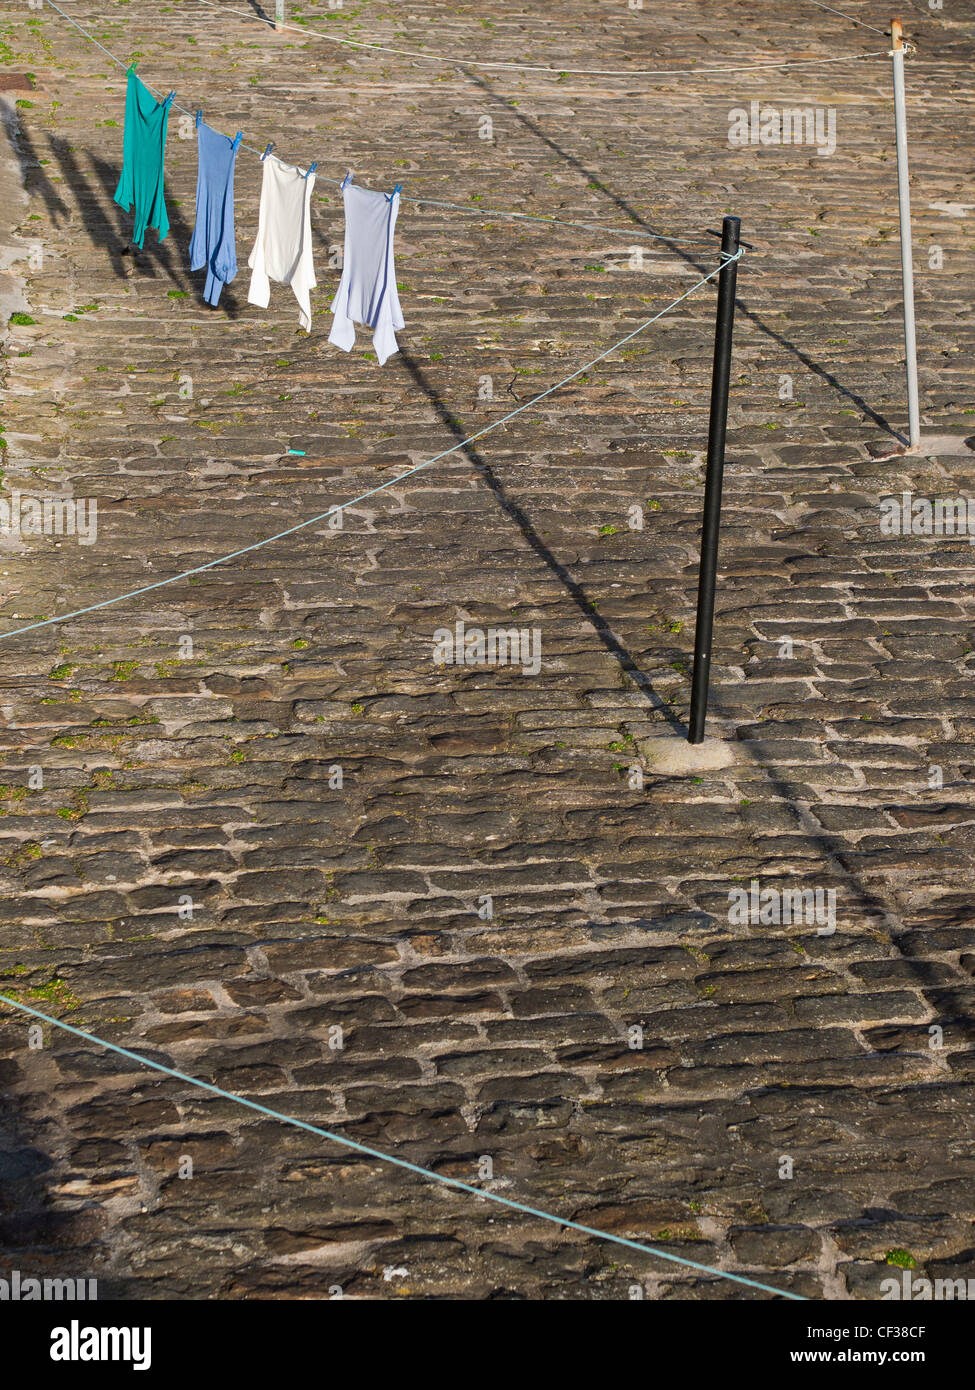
xmin=247 ymin=153 xmax=317 ymax=333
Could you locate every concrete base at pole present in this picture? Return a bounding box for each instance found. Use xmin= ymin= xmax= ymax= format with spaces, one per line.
xmin=915 ymin=433 xmax=975 ymax=457
xmin=866 ymin=433 xmax=975 ymax=461
xmin=638 ymin=734 xmax=740 ymax=776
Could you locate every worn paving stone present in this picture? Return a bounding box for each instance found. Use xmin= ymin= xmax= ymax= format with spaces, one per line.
xmin=0 ymin=0 xmax=973 ymax=1302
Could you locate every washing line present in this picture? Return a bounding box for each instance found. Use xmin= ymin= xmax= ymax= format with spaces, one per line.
xmin=37 ymin=0 xmax=714 ymax=247
xmin=0 ymin=992 xmax=805 ymax=1300
xmin=0 ymin=251 xmax=743 ymax=644
xmin=800 ymin=0 xmax=891 ymax=37
xmin=198 ymin=0 xmax=892 ymax=78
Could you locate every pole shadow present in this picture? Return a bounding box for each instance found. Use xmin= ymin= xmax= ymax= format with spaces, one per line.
xmin=397 ymin=345 xmax=686 ymax=734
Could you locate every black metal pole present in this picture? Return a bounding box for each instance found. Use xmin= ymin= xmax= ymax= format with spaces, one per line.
xmin=688 ymin=216 xmax=740 ymax=744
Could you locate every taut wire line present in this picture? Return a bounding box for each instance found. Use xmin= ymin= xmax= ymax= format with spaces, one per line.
xmin=37 ymin=0 xmax=715 ymax=246
xmin=198 ymin=0 xmax=892 ymax=78
xmin=800 ymin=0 xmax=891 ymax=37
xmin=0 ymin=991 xmax=805 ymax=1300
xmin=0 ymin=252 xmax=743 ymax=643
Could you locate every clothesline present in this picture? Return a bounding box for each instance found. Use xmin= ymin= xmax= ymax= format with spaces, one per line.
xmin=197 ymin=0 xmax=895 ymax=78
xmin=800 ymin=0 xmax=892 ymax=37
xmin=41 ymin=0 xmax=901 ymax=248
xmin=0 ymin=991 xmax=802 ymax=1300
xmin=35 ymin=4 xmax=748 ymax=378
xmin=0 ymin=248 xmax=744 ymax=643
xmin=39 ymin=0 xmax=719 ymax=248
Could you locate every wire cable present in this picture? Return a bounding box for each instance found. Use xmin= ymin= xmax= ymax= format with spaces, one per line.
xmin=379 ymin=195 xmax=707 ymax=246
xmin=198 ymin=0 xmax=892 ymax=78
xmin=0 ymin=991 xmax=805 ymax=1300
xmin=37 ymin=0 xmax=711 ymax=246
xmin=801 ymin=1 xmax=891 ymax=36
xmin=0 ymin=251 xmax=742 ymax=644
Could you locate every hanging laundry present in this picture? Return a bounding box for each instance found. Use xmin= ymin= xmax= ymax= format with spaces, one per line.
xmin=328 ymin=173 xmax=405 ymax=366
xmin=247 ymin=150 xmax=317 ymax=332
xmin=188 ymin=113 xmax=242 ymax=307
xmin=113 ymin=65 xmax=174 ymax=249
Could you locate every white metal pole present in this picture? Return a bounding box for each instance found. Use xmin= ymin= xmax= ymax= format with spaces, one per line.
xmin=274 ymin=1 xmax=285 ymax=30
xmin=891 ymin=17 xmax=920 ymax=450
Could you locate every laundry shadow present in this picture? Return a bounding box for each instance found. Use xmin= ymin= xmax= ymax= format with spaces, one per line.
xmin=26 ymin=132 xmax=245 ymax=314
xmin=2 ymin=98 xmax=248 ymax=312
xmin=0 ymin=1048 xmax=135 ymax=1298
xmin=88 ymin=149 xmax=245 ymax=313
xmin=45 ymin=135 xmax=129 ymax=281
xmin=462 ymin=68 xmax=905 ymax=445
xmin=1 ymin=107 xmax=70 ymax=231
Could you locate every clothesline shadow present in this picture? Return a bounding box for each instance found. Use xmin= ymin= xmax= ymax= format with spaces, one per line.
xmin=461 ymin=68 xmax=906 ymax=446
xmin=395 ymin=342 xmax=905 ymax=990
xmin=308 ymin=200 xmax=682 ymax=733
xmin=396 ymin=346 xmax=685 ymax=734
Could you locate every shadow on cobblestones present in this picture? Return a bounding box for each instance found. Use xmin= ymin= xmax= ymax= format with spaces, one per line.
xmin=466 ymin=69 xmax=904 ymax=444
xmin=0 ymin=1088 xmax=136 ymax=1296
xmin=2 ymin=114 xmax=69 ymax=231
xmin=398 ymin=345 xmax=686 ymax=731
xmin=397 ymin=347 xmax=905 ymax=945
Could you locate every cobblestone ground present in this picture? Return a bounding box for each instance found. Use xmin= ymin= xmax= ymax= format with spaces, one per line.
xmin=0 ymin=0 xmax=973 ymax=1301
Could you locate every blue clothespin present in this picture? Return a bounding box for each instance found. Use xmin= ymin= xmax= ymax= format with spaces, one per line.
xmin=306 ymin=162 xmax=318 ymax=178
xmin=391 ymin=183 xmax=402 ymax=197
xmin=262 ymin=142 xmax=275 ymax=161
xmin=195 ymin=109 xmax=203 ymax=128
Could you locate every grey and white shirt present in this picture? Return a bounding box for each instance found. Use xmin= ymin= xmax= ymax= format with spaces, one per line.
xmin=328 ymin=175 xmax=404 ymax=365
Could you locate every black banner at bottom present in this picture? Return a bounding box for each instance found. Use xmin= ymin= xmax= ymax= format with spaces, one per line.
xmin=2 ymin=1296 xmax=967 ymax=1376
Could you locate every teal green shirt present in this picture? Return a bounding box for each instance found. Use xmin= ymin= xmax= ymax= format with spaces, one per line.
xmin=113 ymin=66 xmax=174 ymax=248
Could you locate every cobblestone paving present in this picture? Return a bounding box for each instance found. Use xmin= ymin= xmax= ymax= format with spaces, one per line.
xmin=0 ymin=0 xmax=973 ymax=1300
